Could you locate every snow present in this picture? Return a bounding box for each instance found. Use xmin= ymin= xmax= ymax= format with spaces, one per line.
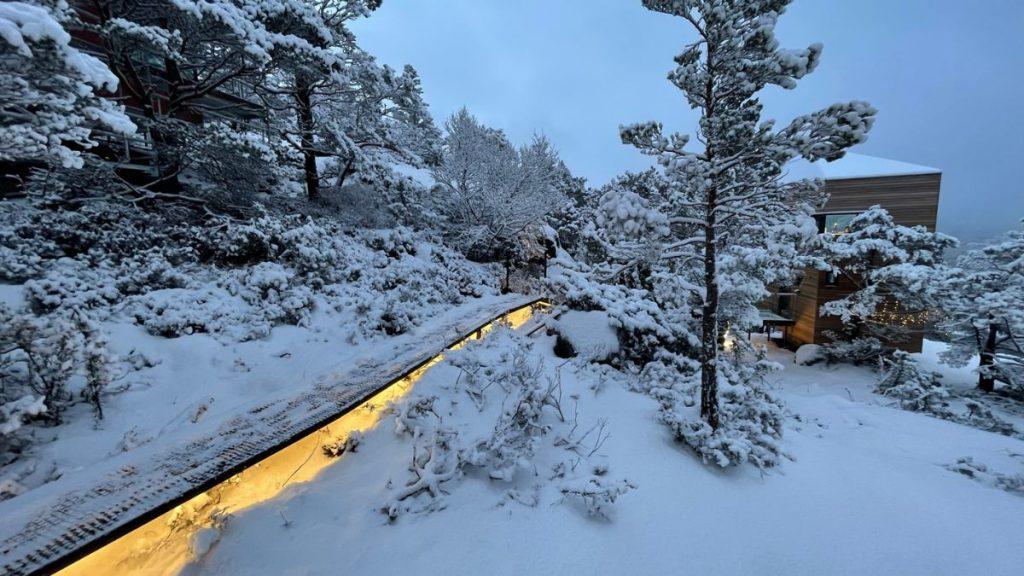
xmin=0 ymin=3 xmax=118 ymax=91
xmin=550 ymin=310 xmax=619 ymax=361
xmin=0 ymin=292 xmax=524 ymax=485
xmin=794 ymin=343 xmax=824 ymax=365
xmin=786 ymin=152 xmax=941 ymax=181
xmin=391 ymin=162 xmax=436 ymax=188
xmin=178 ymin=329 xmax=1024 ymax=576
xmin=0 ymin=3 xmax=71 ymax=58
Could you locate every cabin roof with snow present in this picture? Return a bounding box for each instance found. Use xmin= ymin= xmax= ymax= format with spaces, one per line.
xmin=786 ymin=152 xmax=941 ymax=182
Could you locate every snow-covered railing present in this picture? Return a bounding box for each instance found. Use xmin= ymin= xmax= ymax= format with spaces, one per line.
xmin=0 ymin=297 xmax=549 ymax=576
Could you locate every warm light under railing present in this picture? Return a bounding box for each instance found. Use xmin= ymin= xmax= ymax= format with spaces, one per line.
xmin=56 ymin=300 xmax=548 ymax=576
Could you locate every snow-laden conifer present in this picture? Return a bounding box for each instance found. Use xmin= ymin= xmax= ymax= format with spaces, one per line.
xmin=610 ymin=0 xmax=875 ymax=445
xmin=818 ymin=205 xmax=956 ymax=351
xmin=939 ymin=221 xmax=1024 ymax=392
xmin=875 ymin=350 xmax=951 ymax=415
xmin=0 ymin=1 xmax=134 ymax=168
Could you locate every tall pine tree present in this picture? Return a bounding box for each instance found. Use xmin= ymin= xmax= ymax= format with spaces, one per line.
xmin=620 ymin=0 xmax=876 ymax=429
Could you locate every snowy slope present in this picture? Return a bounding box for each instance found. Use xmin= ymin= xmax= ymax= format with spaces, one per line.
xmin=182 ymin=330 xmax=1024 ymax=576
xmin=0 ymin=294 xmax=538 ymax=576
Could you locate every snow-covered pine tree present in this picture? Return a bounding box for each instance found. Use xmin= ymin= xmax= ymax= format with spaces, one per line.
xmin=259 ymin=0 xmax=439 ymax=202
xmin=939 ymin=220 xmax=1024 ymax=392
xmin=0 ymin=1 xmax=134 ymax=169
xmin=263 ymin=0 xmax=377 ymax=201
xmin=431 ymin=108 xmax=567 ymax=264
xmin=818 ymin=205 xmax=956 ymax=350
xmin=618 ymin=0 xmax=876 ymax=430
xmin=77 ymin=0 xmax=336 ymax=195
xmin=313 ymin=63 xmax=440 ymax=200
xmin=546 ymin=170 xmax=592 ymax=262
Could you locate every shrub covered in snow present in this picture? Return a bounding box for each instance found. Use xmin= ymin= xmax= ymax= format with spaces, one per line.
xmin=0 ymin=304 xmax=109 ymax=428
xmin=559 ymin=476 xmax=637 ymax=519
xmin=0 ymin=193 xmax=503 ymax=477
xmin=875 ymin=351 xmax=951 ymax=415
xmin=959 ymin=400 xmax=1017 ymax=437
xmin=550 ymin=261 xmax=684 ymax=365
xmin=384 ymin=330 xmax=632 ymax=521
xmin=794 ymin=344 xmax=825 ymax=366
xmin=25 ymin=259 xmax=122 ymax=314
xmin=466 ymin=348 xmax=562 ymax=481
xmin=132 ymin=287 xmax=268 ymax=340
xmin=3 ymin=199 xmax=498 ymax=344
xmin=873 ymin=352 xmax=1019 ymax=437
xmin=655 ymin=349 xmax=786 ymax=469
xmin=548 ymin=310 xmax=620 ymax=362
xmin=945 ymin=457 xmax=1024 ymax=496
xmin=821 ymin=335 xmax=890 ymax=367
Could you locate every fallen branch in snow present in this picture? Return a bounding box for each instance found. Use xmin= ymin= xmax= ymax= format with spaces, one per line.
xmin=554 ymin=396 xmax=610 ymax=466
xmin=383 ymin=428 xmax=464 ymax=521
xmin=945 ymin=457 xmax=1024 ymax=496
xmin=558 ymin=477 xmax=637 ymax=519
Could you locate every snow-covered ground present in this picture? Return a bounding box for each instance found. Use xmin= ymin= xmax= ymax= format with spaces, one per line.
xmin=0 ymin=211 xmax=509 ymax=506
xmin=177 ymin=324 xmax=1024 ymax=576
xmin=0 ymin=285 xmax=515 ymax=501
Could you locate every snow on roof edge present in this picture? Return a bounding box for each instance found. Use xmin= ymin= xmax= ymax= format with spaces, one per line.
xmin=785 ymin=152 xmax=941 ymax=182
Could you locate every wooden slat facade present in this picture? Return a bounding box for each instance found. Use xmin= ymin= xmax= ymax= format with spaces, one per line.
xmin=787 ymin=173 xmax=942 ymax=353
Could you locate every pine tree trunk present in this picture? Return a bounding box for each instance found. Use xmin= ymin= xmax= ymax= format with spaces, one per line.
xmin=979 ymin=322 xmax=998 ymax=392
xmin=700 ymin=195 xmax=720 ymax=430
xmin=699 ymin=43 xmax=720 ymax=431
xmin=294 ymin=77 xmax=319 ymax=201
xmin=336 ymin=158 xmax=354 ymax=189
xmin=151 ymin=53 xmax=184 ymax=191
xmin=148 ymin=123 xmax=182 ymax=192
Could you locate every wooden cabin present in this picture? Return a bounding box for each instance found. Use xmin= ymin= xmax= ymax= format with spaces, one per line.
xmin=767 ymin=154 xmax=942 ymax=353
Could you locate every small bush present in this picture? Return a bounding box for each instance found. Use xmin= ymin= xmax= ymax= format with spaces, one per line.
xmin=875 ymin=351 xmax=951 ymax=415
xmin=821 ymin=335 xmax=889 ymax=367
xmin=130 ymin=287 xmax=266 ymax=340
xmin=1 ymin=305 xmax=110 ymax=427
xmin=25 ymin=259 xmax=122 ymax=314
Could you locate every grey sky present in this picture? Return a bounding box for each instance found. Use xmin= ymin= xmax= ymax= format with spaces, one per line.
xmin=351 ymin=0 xmax=1024 ymax=243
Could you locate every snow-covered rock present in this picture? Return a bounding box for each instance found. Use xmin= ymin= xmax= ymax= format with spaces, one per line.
xmin=550 ymin=310 xmax=619 ymax=362
xmin=795 ymin=344 xmax=825 ymax=366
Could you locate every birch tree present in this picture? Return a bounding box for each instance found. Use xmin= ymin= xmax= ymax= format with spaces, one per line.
xmin=431 ymin=108 xmax=567 ymax=262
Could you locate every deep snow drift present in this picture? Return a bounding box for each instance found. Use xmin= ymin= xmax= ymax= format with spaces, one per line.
xmin=178 ymin=323 xmax=1024 ymax=576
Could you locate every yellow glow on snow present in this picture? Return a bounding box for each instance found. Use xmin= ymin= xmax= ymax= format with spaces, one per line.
xmin=57 ymin=301 xmax=545 ymax=576
xmin=722 ymin=328 xmax=735 ymax=351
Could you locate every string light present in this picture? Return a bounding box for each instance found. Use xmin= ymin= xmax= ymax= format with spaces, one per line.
xmin=869 ymin=299 xmax=935 ymax=328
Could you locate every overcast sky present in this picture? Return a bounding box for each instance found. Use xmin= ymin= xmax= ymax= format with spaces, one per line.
xmin=352 ymin=0 xmax=1024 ymax=243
